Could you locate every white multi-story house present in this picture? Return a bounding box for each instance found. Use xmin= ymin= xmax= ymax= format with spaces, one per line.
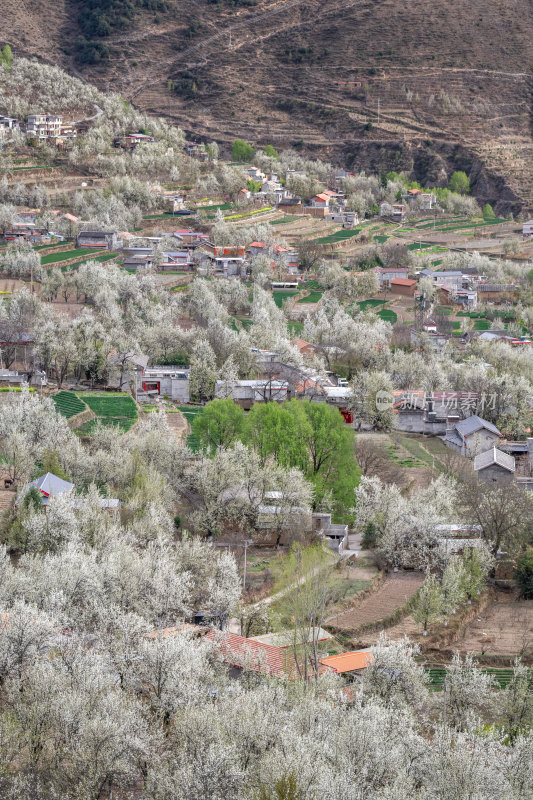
xmin=26 ymin=114 xmax=62 ymax=140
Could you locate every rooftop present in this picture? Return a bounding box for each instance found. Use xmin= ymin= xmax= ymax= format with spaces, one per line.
xmin=474 ymin=447 xmax=516 ymax=473
xmin=319 ymin=650 xmax=373 ymax=674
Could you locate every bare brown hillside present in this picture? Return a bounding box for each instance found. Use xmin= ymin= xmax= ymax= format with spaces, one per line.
xmin=3 ymin=0 xmax=533 ymax=211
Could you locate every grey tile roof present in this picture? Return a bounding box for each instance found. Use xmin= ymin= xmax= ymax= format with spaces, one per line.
xmin=444 ymin=431 xmax=463 ymax=448
xmin=16 ymin=472 xmax=74 ymax=506
xmin=455 ymin=415 xmax=501 ymax=438
xmin=474 ymin=448 xmax=515 ymax=473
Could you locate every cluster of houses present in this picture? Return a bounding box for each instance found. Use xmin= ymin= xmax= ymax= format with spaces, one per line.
xmin=0 ymin=114 xmax=77 ymax=147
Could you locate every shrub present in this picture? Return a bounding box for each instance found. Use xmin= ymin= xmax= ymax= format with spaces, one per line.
xmin=515 ymin=551 xmax=533 ymax=599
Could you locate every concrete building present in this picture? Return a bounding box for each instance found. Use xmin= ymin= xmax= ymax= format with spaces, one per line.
xmin=27 ymin=114 xmax=62 ymax=140
xmin=374 ymin=266 xmax=409 ymax=289
xmin=76 ymin=230 xmax=122 ymax=250
xmin=214 ymin=379 xmax=289 ymax=409
xmin=474 ymin=447 xmax=516 ymax=485
xmin=444 ymin=415 xmax=502 ymax=456
xmin=522 ymin=219 xmax=533 ymax=236
xmin=390 ymin=277 xmax=417 ymax=296
xmin=136 ymin=366 xmax=190 ymax=402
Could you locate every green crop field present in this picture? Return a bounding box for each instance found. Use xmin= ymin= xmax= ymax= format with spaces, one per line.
xmin=272 ymin=290 xmax=298 ymax=307
xmin=358 ymin=299 xmax=386 ymax=311
xmin=376 ymin=308 xmax=397 ymax=323
xmin=373 ymin=235 xmax=389 ymax=243
xmin=312 ymin=228 xmax=361 ymax=245
xmin=52 ymin=391 xmax=86 ymax=419
xmin=270 ymin=216 xmax=299 ymax=224
xmin=473 ymin=319 xmax=491 ymax=330
xmin=177 ymin=405 xmax=204 ymax=451
xmin=41 ymin=248 xmax=100 ymax=265
xmin=298 ymin=291 xmax=323 ymax=303
xmin=76 ymin=393 xmax=138 ymax=434
xmin=406 ymin=242 xmax=434 ymax=251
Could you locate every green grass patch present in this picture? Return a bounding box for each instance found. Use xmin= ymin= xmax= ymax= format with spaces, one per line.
xmin=76 ymin=393 xmax=137 ymax=434
xmin=297 ymin=291 xmax=323 ymax=303
xmin=271 ymin=290 xmax=299 ymax=307
xmin=406 ymin=241 xmax=434 ymax=251
xmin=374 ymin=235 xmax=389 ymax=243
xmin=312 ymin=228 xmax=361 ymax=245
xmin=358 ymin=299 xmax=386 ymax=311
xmin=176 ymin=405 xmax=204 ymax=451
xmin=287 ymin=320 xmax=304 ymax=337
xmin=270 ymin=216 xmax=299 ymax=224
xmin=52 ymin=391 xmax=87 ymax=419
xmin=376 ymin=308 xmax=397 ymax=323
xmin=473 ymin=319 xmax=491 ymax=330
xmin=41 ymin=248 xmax=101 ymax=265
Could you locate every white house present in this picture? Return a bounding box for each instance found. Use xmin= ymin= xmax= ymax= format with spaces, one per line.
xmin=523 ymin=219 xmax=533 ymax=236
xmin=27 ymin=114 xmax=62 ymax=140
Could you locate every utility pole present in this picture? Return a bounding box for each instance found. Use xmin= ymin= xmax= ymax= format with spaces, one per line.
xmin=377 ymin=97 xmax=381 ymax=126
xmin=229 ymin=28 xmax=232 ymax=49
xmin=442 ymin=674 xmax=447 ymax=728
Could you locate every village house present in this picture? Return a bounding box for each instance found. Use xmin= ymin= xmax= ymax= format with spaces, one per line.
xmin=401 ymin=188 xmax=437 ymax=210
xmin=522 ymin=219 xmax=533 ymax=236
xmin=379 ymin=202 xmax=405 ymax=222
xmin=278 ymin=198 xmax=303 ymax=214
xmin=319 ymin=651 xmax=373 ymax=678
xmin=214 ymin=379 xmax=289 ymax=409
xmin=76 ymin=230 xmax=122 ymax=250
xmin=26 ymin=114 xmax=62 ymax=140
xmin=196 ymin=243 xmax=247 ymax=278
xmin=453 ymin=288 xmax=478 ymax=309
xmin=393 ymin=391 xmax=481 ymax=435
xmin=419 ymin=269 xmax=464 ymax=288
xmin=0 ymin=116 xmax=18 ymax=131
xmin=15 ymin=473 xmax=119 ymax=509
xmin=444 ymin=414 xmax=502 ymax=456
xmin=136 ymin=365 xmax=190 ymax=402
xmin=374 ymin=266 xmax=409 ymax=289
xmin=474 ymin=447 xmax=516 ymax=485
xmin=476 ymin=284 xmax=519 ymax=302
xmin=390 ymin=277 xmax=417 ymax=297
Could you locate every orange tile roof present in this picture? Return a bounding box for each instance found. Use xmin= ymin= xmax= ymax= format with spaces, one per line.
xmin=249 ymin=241 xmax=266 ymax=248
xmin=391 ymin=278 xmax=417 ymax=287
xmin=319 ymin=650 xmax=373 ymax=673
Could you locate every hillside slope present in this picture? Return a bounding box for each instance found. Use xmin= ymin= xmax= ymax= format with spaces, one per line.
xmin=3 ymin=0 xmax=533 ymax=211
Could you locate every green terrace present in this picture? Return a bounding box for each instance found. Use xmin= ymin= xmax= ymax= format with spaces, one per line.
xmin=76 ymin=393 xmax=137 ymax=435
xmin=269 ymin=216 xmax=299 ymax=225
xmin=33 ymin=241 xmax=71 ymax=252
xmin=425 ymin=667 xmax=533 ymax=691
xmin=272 ymin=290 xmax=299 ymax=308
xmin=376 ymin=308 xmax=397 ymax=323
xmin=297 ymin=291 xmax=323 ymax=303
xmin=357 ymin=299 xmax=387 ymax=311
xmin=311 ymin=228 xmax=361 ymax=245
xmin=41 ymin=248 xmax=100 ymax=265
xmin=176 ymin=405 xmax=204 ymax=451
xmin=52 ymin=391 xmax=86 ymax=419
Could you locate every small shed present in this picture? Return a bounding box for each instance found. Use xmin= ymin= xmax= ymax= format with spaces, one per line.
xmin=474 ymin=447 xmax=516 ymax=485
xmin=390 ymin=278 xmax=417 ymax=297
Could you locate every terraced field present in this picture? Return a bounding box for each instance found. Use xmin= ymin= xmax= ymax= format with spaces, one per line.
xmin=327 ymin=571 xmax=425 ymax=632
xmin=176 ymin=405 xmax=204 ymax=451
xmin=41 ymin=248 xmax=99 ymax=265
xmin=52 ymin=391 xmax=86 ymax=419
xmin=75 ymin=393 xmax=138 ymax=434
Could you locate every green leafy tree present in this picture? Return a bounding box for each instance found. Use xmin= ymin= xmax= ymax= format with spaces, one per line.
xmin=232 ymin=139 xmax=255 ymax=162
xmin=0 ymin=45 xmax=13 ymax=71
xmin=245 ymin=402 xmax=308 ymax=470
xmin=246 ymin=178 xmax=262 ymax=193
xmin=515 ymin=551 xmax=533 ymax=599
xmin=285 ymin=399 xmax=360 ymax=519
xmin=192 ymin=399 xmax=246 ymax=453
xmin=263 ymin=144 xmax=279 ymax=159
xmin=482 ymin=203 xmax=495 ymax=219
xmin=39 ymin=449 xmax=70 ymax=482
xmin=449 ymin=171 xmax=470 ymax=195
